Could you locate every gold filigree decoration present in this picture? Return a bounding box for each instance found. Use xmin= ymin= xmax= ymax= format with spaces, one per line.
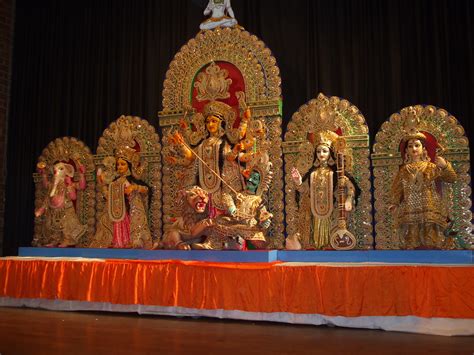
xmin=111 ymin=119 xmax=136 ymax=148
xmin=372 ymin=105 xmax=472 ymax=249
xmin=162 ymin=27 xmax=281 ymax=110
xmin=283 ymin=93 xmax=372 ymax=250
xmin=95 ymin=115 xmax=162 ymax=243
xmin=401 ymin=106 xmax=426 ymax=142
xmin=160 ymin=27 xmax=283 ymax=248
xmin=194 ymin=62 xmax=232 ymax=101
xmin=307 ymin=101 xmax=339 ymax=133
xmin=33 ymin=137 xmax=95 ymax=247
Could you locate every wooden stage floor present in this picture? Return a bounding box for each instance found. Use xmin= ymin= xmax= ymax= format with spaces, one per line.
xmin=0 ymin=307 xmax=473 ymax=355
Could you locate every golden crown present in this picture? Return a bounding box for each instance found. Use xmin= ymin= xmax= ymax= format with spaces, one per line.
xmin=115 ymin=146 xmax=138 ymax=164
xmin=314 ymin=130 xmax=339 ymax=149
xmin=203 ymin=100 xmax=232 ymax=121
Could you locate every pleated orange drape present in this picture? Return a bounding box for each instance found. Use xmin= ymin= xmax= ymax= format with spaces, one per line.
xmin=1 ymin=259 xmax=473 ymax=319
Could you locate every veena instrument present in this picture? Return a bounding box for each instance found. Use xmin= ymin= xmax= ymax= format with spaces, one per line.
xmin=330 ymin=138 xmax=356 ymax=250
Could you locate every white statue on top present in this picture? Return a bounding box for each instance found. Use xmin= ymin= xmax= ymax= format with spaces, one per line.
xmin=200 ymin=0 xmax=238 ymax=30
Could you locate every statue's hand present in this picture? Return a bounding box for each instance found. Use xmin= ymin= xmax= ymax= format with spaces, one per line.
xmin=35 ymin=206 xmax=45 ymax=218
xmin=37 ymin=162 xmax=47 ymax=174
xmin=233 ymin=142 xmax=244 ymax=153
xmin=339 ymin=176 xmax=349 ymax=187
xmin=97 ymin=171 xmax=105 ymax=185
xmin=235 ymin=193 xmax=245 ymax=203
xmin=434 ymin=156 xmax=447 ymax=169
xmin=168 ymin=131 xmax=185 ymax=146
xmin=260 ymin=219 xmax=271 ymax=229
xmin=344 ymin=196 xmax=353 ymax=212
xmin=37 ymin=161 xmax=46 ymax=169
xmin=124 ymin=184 xmax=136 ymax=195
xmin=228 ymin=205 xmax=237 ymax=216
xmin=291 ymin=167 xmax=302 ymax=186
xmin=243 ymin=108 xmax=251 ymax=120
xmin=202 ymin=218 xmax=215 ymax=228
xmin=179 ymin=118 xmax=188 ymax=130
xmin=173 ymin=132 xmax=185 ymax=145
xmin=165 ymin=155 xmax=177 ymax=165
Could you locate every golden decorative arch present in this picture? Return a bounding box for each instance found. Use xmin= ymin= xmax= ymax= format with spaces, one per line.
xmin=162 ymin=27 xmax=281 ymax=110
xmin=283 ymin=93 xmax=373 ymax=249
xmin=33 ymin=137 xmax=95 ymax=247
xmin=372 ymin=105 xmax=472 ymax=249
xmin=159 ymin=27 xmax=284 ymax=248
xmin=95 ymin=115 xmax=162 ymax=243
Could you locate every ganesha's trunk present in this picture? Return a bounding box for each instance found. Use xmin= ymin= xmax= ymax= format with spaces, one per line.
xmin=50 ymin=177 xmax=59 ymax=197
xmin=49 ymin=176 xmax=65 ymax=209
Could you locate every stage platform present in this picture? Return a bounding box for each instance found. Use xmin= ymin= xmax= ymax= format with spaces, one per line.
xmin=1 ymin=250 xmax=473 ymax=336
xmin=18 ymin=247 xmax=474 ymax=264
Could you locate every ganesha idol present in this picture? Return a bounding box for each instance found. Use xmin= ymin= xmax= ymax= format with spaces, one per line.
xmin=34 ymin=161 xmax=87 ymax=247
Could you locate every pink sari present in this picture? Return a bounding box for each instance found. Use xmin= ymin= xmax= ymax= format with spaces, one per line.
xmin=112 ymin=212 xmax=131 ymax=248
xmin=108 ymin=177 xmax=131 ymax=248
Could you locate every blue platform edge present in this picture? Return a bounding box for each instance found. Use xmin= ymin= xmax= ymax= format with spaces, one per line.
xmin=18 ymin=247 xmax=278 ymax=263
xmin=277 ymin=250 xmax=473 ymax=264
xmin=18 ymin=248 xmax=473 ymax=264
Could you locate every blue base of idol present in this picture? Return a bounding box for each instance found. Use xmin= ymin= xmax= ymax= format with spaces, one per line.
xmin=18 ymin=248 xmax=473 ymax=264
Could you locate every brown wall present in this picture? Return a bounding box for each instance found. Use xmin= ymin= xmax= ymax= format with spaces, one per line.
xmin=0 ymin=0 xmax=14 ymax=254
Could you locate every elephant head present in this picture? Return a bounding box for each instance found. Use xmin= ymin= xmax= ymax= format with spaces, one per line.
xmin=50 ymin=162 xmax=75 ymax=198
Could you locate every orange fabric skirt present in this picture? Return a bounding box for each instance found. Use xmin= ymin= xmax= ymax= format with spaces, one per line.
xmin=1 ymin=258 xmax=473 ymax=319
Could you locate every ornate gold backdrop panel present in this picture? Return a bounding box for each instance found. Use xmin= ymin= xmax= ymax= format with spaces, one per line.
xmin=372 ymin=105 xmax=472 ymax=249
xmin=95 ymin=115 xmax=162 ymax=243
xmin=33 ymin=137 xmax=95 ymax=247
xmin=159 ymin=27 xmax=284 ymax=248
xmin=283 ymin=93 xmax=373 ymax=249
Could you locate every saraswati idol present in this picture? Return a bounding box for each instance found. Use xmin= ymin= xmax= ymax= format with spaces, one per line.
xmin=291 ymin=130 xmax=358 ymax=250
xmin=284 ymin=93 xmax=373 ymax=250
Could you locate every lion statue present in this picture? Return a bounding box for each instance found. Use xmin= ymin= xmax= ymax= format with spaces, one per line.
xmin=157 ymin=186 xmax=216 ymax=250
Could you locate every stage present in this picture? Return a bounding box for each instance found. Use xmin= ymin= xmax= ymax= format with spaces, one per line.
xmin=1 ymin=249 xmax=473 ymax=336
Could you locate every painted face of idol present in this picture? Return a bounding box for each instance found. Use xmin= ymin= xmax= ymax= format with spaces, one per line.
xmin=116 ymin=158 xmax=130 ymax=175
xmin=406 ymin=139 xmax=424 ymax=162
xmin=316 ymin=144 xmax=331 ymax=163
xmin=246 ymin=170 xmax=261 ymax=195
xmin=206 ymin=115 xmax=222 ymax=136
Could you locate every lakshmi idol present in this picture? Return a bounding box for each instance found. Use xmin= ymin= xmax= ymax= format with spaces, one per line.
xmin=90 ymin=146 xmax=152 ymax=249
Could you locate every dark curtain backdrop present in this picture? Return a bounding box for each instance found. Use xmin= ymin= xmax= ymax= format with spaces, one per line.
xmin=4 ymin=0 xmax=473 ymax=255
